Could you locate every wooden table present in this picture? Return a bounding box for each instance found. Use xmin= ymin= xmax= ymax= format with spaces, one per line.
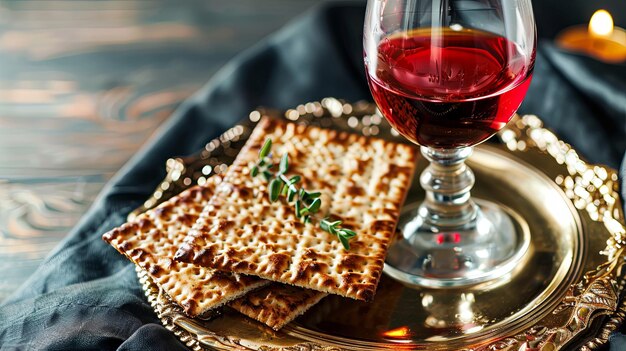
xmin=0 ymin=0 xmax=318 ymax=301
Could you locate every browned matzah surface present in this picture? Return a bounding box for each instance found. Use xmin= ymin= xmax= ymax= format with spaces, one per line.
xmin=102 ymin=177 xmax=267 ymax=317
xmin=229 ymin=284 xmax=326 ymax=330
xmin=175 ymin=117 xmax=417 ymax=301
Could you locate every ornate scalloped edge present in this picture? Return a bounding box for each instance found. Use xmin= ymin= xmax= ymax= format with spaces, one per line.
xmin=137 ymin=267 xmax=206 ymax=351
xmin=135 ymin=100 xmax=626 ymax=351
xmin=494 ymin=114 xmax=626 ymax=351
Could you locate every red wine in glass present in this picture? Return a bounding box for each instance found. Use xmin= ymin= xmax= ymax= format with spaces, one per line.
xmin=366 ymin=28 xmax=535 ymax=148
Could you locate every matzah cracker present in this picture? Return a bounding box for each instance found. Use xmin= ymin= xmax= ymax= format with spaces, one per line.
xmin=102 ymin=177 xmax=267 ymax=317
xmin=229 ymin=284 xmax=326 ymax=330
xmin=175 ymin=117 xmax=417 ymax=301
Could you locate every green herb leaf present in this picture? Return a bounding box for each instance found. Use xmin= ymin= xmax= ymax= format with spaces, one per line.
xmin=339 ymin=229 xmax=357 ymax=238
xmin=320 ymin=218 xmax=330 ymax=231
xmin=259 ymin=138 xmax=272 ymax=159
xmin=269 ymin=178 xmax=282 ymax=202
xmin=281 ymin=184 xmax=289 ymax=196
xmin=299 ymin=207 xmax=310 ymax=217
xmin=295 ymin=200 xmax=302 ymax=218
xmin=308 ymin=198 xmax=321 ymax=213
xmin=287 ymin=187 xmax=296 ymax=202
xmin=338 ymin=235 xmax=350 ymax=250
xmin=279 ymin=153 xmax=289 ymax=174
xmin=301 ymin=191 xmax=310 ymax=202
xmin=252 ymin=149 xmax=356 ymax=250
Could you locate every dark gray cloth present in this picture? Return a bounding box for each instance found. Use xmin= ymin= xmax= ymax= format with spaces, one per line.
xmin=1 ymin=2 xmax=625 ymax=350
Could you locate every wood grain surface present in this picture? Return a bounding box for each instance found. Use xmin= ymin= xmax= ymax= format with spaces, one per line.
xmin=0 ymin=0 xmax=318 ymax=302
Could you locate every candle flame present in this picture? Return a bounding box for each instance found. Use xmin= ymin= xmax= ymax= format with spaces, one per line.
xmin=589 ymin=10 xmax=614 ymax=36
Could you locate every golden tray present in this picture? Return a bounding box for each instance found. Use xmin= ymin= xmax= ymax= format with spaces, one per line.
xmin=132 ymin=98 xmax=626 ymax=351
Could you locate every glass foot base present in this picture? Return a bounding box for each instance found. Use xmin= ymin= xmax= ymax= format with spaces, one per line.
xmin=384 ymin=199 xmax=531 ymax=289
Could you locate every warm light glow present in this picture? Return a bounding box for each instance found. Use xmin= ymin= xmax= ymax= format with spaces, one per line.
xmin=589 ymin=10 xmax=614 ymax=37
xmin=458 ymin=293 xmax=476 ymax=323
xmin=449 ymin=23 xmax=464 ymax=31
xmin=382 ymin=326 xmax=411 ymax=338
xmin=556 ymin=8 xmax=626 ymax=63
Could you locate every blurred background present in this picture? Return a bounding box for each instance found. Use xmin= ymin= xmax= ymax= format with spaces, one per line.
xmin=0 ymin=0 xmax=624 ymax=301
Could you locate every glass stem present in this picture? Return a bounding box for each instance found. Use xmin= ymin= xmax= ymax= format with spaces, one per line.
xmin=419 ymin=146 xmax=478 ymax=228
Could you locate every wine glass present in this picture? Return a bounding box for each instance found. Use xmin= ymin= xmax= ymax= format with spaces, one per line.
xmin=364 ymin=0 xmax=536 ymax=287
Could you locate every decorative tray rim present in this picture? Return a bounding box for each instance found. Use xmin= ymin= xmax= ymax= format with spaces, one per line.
xmin=133 ymin=98 xmax=626 ymax=351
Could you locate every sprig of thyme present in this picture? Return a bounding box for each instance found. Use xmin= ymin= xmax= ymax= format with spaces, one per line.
xmin=250 ymin=138 xmax=357 ymax=250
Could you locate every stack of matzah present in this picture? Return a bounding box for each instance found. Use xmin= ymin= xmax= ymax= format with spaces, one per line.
xmin=103 ymin=177 xmax=265 ymax=317
xmin=103 ymin=175 xmax=326 ymax=329
xmin=103 ymin=116 xmax=417 ymax=331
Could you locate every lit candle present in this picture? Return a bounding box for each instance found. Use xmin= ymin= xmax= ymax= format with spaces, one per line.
xmin=556 ymin=9 xmax=626 ymax=63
